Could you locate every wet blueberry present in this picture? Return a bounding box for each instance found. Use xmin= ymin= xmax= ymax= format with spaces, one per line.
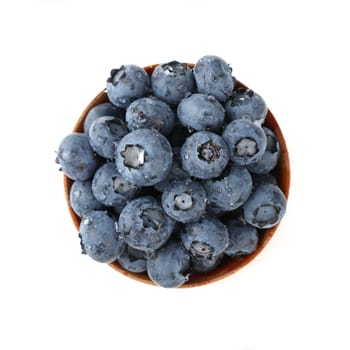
xmin=147 ymin=239 xmax=191 ymax=288
xmin=225 ymin=87 xmax=267 ymax=125
xmin=151 ymin=61 xmax=195 ymax=105
xmin=79 ymin=210 xmax=125 ymax=263
xmin=125 ymin=96 xmax=175 ymax=135
xmin=177 ymin=93 xmax=225 ymax=132
xmin=243 ymin=183 xmax=287 ymax=229
xmin=115 ymin=128 xmax=173 ymax=186
xmin=107 ymin=65 xmax=150 ymax=108
xmin=193 ymin=55 xmax=235 ymax=103
xmin=180 ymin=131 xmax=229 ymax=179
xmin=118 ymin=196 xmax=175 ymax=252
xmin=222 ymin=119 xmax=267 ymax=166
xmin=181 ymin=216 xmax=229 ymax=260
xmin=70 ymin=180 xmax=105 ymax=217
xmin=203 ymin=164 xmax=253 ymax=211
xmin=56 ymin=132 xmax=100 ymax=181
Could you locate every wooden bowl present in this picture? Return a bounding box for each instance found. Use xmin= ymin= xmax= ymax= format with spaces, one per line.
xmin=63 ymin=64 xmax=290 ymax=288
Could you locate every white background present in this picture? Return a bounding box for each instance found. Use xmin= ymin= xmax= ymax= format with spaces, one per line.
xmin=1 ymin=0 xmax=349 ymax=349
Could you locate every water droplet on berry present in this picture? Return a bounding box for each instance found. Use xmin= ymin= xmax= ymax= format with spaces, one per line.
xmin=97 ymin=136 xmax=105 ymax=144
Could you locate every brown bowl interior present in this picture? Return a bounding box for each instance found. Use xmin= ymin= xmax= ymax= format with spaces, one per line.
xmin=63 ymin=64 xmax=290 ymax=288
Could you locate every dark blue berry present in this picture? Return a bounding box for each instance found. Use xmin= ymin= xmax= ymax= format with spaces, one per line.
xmin=181 ymin=216 xmax=229 ymax=260
xmin=225 ymin=88 xmax=267 ymax=125
xmin=243 ymin=183 xmax=287 ymax=229
xmin=147 ymin=239 xmax=191 ymax=288
xmin=193 ymin=55 xmax=235 ymax=102
xmin=107 ymin=65 xmax=150 ymax=108
xmin=125 ymin=96 xmax=175 ymax=135
xmin=177 ymin=93 xmax=225 ymax=131
xmin=70 ymin=180 xmax=105 ymax=217
xmin=222 ymin=119 xmax=267 ymax=166
xmin=79 ymin=210 xmax=124 ymax=263
xmin=118 ymin=196 xmax=175 ymax=252
xmin=115 ymin=128 xmax=173 ymax=186
xmin=203 ymin=165 xmax=253 ymax=211
xmin=57 ymin=133 xmax=100 ymax=181
xmin=180 ymin=131 xmax=229 ymax=179
xmin=151 ymin=61 xmax=195 ymax=105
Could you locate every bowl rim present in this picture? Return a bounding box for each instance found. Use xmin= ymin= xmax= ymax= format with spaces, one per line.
xmin=63 ymin=63 xmax=290 ymax=288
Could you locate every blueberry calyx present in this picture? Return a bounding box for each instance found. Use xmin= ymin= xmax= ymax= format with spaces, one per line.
xmin=235 ymin=138 xmax=258 ymax=157
xmin=141 ymin=208 xmax=163 ymax=230
xmin=253 ymin=204 xmax=280 ymax=226
xmin=105 ymin=118 xmax=128 ymax=137
xmin=113 ymin=176 xmax=137 ymax=195
xmin=107 ymin=67 xmax=126 ymax=85
xmin=174 ymin=192 xmax=193 ymax=211
xmin=197 ymin=140 xmax=221 ymax=163
xmin=190 ymin=241 xmax=214 ymax=260
xmin=162 ymin=61 xmax=187 ymax=76
xmin=121 ymin=144 xmax=146 ymax=168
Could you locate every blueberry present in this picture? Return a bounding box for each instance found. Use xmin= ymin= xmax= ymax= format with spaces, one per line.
xmin=118 ymin=196 xmax=175 ymax=252
xmin=225 ymin=216 xmax=259 ymax=256
xmin=222 ymin=119 xmax=267 ymax=166
xmin=193 ymin=55 xmax=235 ymax=103
xmin=151 ymin=61 xmax=195 ymax=105
xmin=88 ymin=116 xmax=128 ymax=159
xmin=181 ymin=216 xmax=229 ymax=260
xmin=79 ymin=210 xmax=124 ymax=263
xmin=225 ymin=87 xmax=267 ymax=125
xmin=243 ymin=183 xmax=287 ymax=229
xmin=106 ymin=65 xmax=150 ymax=108
xmin=203 ymin=165 xmax=253 ymax=211
xmin=180 ymin=131 xmax=229 ymax=179
xmin=192 ymin=253 xmax=224 ymax=273
xmin=83 ymin=102 xmax=125 ymax=134
xmin=125 ymin=96 xmax=175 ymax=135
xmin=146 ymin=239 xmax=191 ymax=288
xmin=115 ymin=128 xmax=173 ymax=186
xmin=117 ymin=245 xmax=147 ymax=273
xmin=92 ymin=162 xmax=139 ymax=207
xmin=161 ymin=178 xmax=207 ymax=223
xmin=177 ymin=93 xmax=225 ymax=131
xmin=246 ymin=127 xmax=281 ymax=174
xmin=70 ymin=180 xmax=105 ymax=217
xmin=56 ymin=132 xmax=100 ymax=181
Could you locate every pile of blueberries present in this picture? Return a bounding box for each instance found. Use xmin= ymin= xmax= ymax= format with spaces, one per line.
xmin=56 ymin=55 xmax=287 ymax=288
